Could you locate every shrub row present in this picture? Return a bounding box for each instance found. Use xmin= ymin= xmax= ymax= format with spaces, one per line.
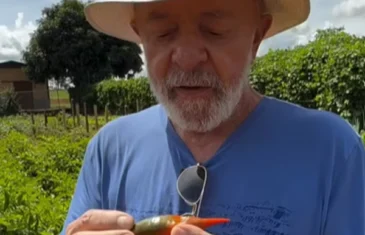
xmin=71 ymin=28 xmax=365 ymax=130
xmin=250 ymin=28 xmax=365 ymax=130
xmin=69 ymin=77 xmax=158 ymax=115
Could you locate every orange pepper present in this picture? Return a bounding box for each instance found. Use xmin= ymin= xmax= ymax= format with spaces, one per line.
xmin=131 ymin=215 xmax=230 ymax=235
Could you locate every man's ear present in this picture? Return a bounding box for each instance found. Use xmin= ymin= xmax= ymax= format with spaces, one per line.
xmin=130 ymin=20 xmax=140 ymax=36
xmin=252 ymin=14 xmax=272 ymax=56
xmin=131 ymin=4 xmax=140 ymax=36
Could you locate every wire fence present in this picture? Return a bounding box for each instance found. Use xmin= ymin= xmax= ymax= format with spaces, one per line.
xmin=2 ymin=88 xmax=365 ymax=134
xmin=24 ymin=102 xmax=112 ymax=135
xmin=1 ymin=88 xmax=149 ymax=135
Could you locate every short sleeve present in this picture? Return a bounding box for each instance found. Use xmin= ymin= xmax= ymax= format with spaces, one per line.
xmin=323 ymin=137 xmax=365 ymax=234
xmin=59 ymin=135 xmax=102 ymax=234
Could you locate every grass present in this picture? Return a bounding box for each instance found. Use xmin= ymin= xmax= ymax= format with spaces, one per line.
xmin=0 ymin=113 xmax=118 ymax=138
xmin=49 ymin=89 xmax=70 ymax=109
xmin=49 ymin=89 xmax=69 ymax=100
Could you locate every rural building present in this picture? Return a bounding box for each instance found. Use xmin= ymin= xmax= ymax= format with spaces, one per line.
xmin=0 ymin=60 xmax=50 ymax=110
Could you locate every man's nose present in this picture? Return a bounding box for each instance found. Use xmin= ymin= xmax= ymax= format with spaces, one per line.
xmin=171 ymin=40 xmax=208 ymax=71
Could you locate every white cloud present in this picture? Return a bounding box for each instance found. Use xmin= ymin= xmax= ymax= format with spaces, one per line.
xmin=257 ymin=0 xmax=365 ymax=57
xmin=0 ymin=12 xmax=37 ymax=62
xmin=290 ymin=20 xmax=336 ymax=46
xmin=332 ymin=0 xmax=365 ymax=18
xmin=330 ymin=0 xmax=365 ymax=37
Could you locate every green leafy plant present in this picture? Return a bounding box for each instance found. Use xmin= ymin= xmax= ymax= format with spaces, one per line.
xmin=250 ymin=27 xmax=365 ymax=131
xmin=82 ymin=77 xmax=158 ymax=114
xmin=0 ymin=116 xmax=92 ymax=234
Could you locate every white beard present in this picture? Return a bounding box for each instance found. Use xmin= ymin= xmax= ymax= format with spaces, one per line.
xmin=148 ymin=62 xmax=252 ymax=133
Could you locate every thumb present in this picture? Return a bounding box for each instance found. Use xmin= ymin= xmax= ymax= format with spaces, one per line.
xmin=171 ymin=224 xmax=212 ymax=235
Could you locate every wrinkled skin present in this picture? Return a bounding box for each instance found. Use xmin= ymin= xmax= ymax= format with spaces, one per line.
xmin=132 ymin=0 xmax=272 ymax=162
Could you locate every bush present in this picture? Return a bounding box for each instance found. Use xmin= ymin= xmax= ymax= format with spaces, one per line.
xmin=250 ymin=27 xmax=365 ymax=131
xmin=81 ymin=77 xmax=158 ymax=114
xmin=0 ymin=116 xmax=91 ymax=234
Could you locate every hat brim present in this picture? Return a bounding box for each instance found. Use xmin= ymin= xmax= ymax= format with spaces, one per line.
xmin=85 ymin=0 xmax=310 ymax=44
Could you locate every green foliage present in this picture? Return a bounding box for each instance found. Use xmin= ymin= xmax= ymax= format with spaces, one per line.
xmin=0 ymin=116 xmax=94 ymax=234
xmin=22 ymin=0 xmax=143 ymax=100
xmin=0 ymin=112 xmax=119 ymax=234
xmin=83 ymin=77 xmax=158 ymax=114
xmin=250 ymin=27 xmax=365 ymax=131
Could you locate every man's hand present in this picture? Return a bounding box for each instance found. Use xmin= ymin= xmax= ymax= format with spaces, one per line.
xmin=171 ymin=224 xmax=212 ymax=235
xmin=65 ymin=209 xmax=135 ymax=235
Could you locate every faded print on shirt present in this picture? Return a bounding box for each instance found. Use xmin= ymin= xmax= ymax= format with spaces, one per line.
xmin=206 ymin=201 xmax=292 ymax=235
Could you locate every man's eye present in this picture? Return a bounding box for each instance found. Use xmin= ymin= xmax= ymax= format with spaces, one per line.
xmin=209 ymin=31 xmax=223 ymax=36
xmin=201 ymin=26 xmax=226 ymax=37
xmin=157 ymin=28 xmax=176 ymax=38
xmin=158 ymin=32 xmax=171 ymax=38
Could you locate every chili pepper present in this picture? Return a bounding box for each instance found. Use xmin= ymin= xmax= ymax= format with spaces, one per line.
xmin=131 ymin=215 xmax=230 ymax=235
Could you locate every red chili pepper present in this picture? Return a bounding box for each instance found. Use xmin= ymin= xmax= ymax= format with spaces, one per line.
xmin=131 ymin=215 xmax=230 ymax=235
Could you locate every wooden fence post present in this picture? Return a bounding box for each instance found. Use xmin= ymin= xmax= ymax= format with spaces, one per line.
xmin=30 ymin=112 xmax=36 ymax=136
xmin=84 ymin=102 xmax=89 ymax=133
xmin=71 ymin=98 xmax=76 ymax=127
xmin=76 ymin=103 xmax=80 ymax=126
xmin=44 ymin=111 xmax=48 ymax=127
xmin=62 ymin=108 xmax=66 ymax=127
xmin=93 ymin=104 xmax=99 ymax=130
xmin=105 ymin=105 xmax=109 ymax=123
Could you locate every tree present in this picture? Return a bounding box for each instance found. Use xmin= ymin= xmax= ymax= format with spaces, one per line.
xmin=22 ymin=0 xmax=143 ymax=101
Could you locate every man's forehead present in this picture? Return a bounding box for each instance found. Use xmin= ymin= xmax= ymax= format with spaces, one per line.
xmin=144 ymin=9 xmax=233 ymax=21
xmin=133 ymin=0 xmax=261 ymax=23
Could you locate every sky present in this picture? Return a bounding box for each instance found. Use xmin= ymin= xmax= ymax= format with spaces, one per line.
xmin=0 ymin=0 xmax=364 ymax=76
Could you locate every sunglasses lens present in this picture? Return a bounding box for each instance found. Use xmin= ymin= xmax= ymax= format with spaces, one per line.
xmin=177 ymin=166 xmax=206 ymax=203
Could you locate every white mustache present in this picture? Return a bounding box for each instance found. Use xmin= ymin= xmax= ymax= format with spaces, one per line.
xmin=165 ymin=68 xmax=221 ymax=88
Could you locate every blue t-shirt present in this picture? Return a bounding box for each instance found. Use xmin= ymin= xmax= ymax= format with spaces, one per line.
xmin=60 ymin=96 xmax=365 ymax=235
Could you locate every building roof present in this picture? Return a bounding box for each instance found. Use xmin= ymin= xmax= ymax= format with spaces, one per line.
xmin=0 ymin=60 xmax=26 ymax=69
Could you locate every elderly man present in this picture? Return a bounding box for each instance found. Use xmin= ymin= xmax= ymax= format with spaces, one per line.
xmin=62 ymin=0 xmax=365 ymax=234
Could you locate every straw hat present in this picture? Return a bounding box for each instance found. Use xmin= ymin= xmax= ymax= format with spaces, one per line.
xmin=84 ymin=0 xmax=310 ymax=44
